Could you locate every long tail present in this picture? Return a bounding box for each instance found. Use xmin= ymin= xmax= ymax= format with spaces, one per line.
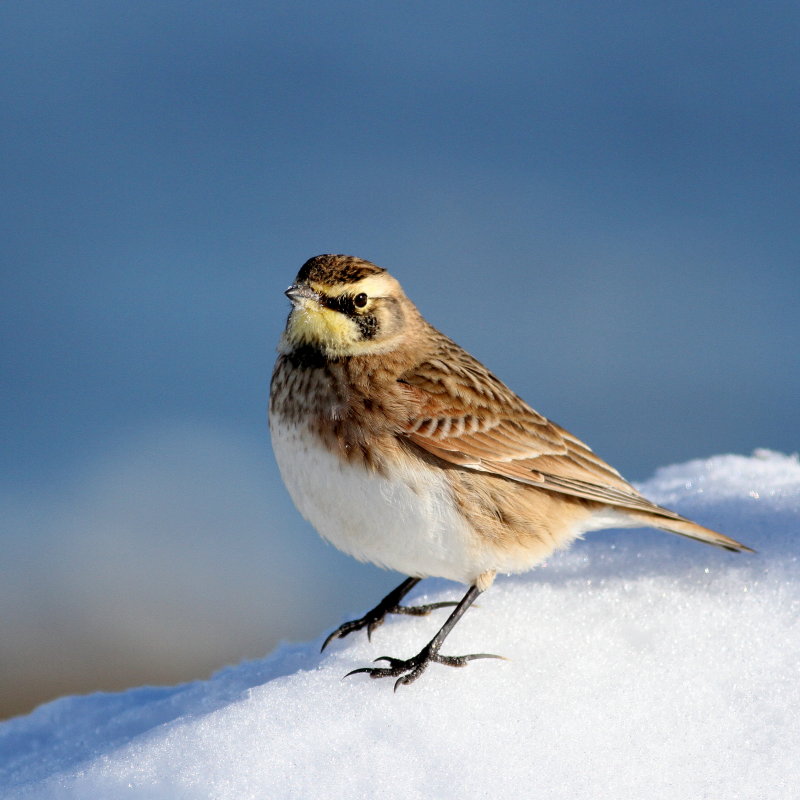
xmin=628 ymin=509 xmax=755 ymax=553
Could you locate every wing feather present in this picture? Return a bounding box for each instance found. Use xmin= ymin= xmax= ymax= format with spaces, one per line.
xmin=398 ymin=333 xmax=665 ymax=517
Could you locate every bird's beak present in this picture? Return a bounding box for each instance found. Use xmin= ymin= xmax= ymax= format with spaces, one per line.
xmin=284 ymin=283 xmax=321 ymax=307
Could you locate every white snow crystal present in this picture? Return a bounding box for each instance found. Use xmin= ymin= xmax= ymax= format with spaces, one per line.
xmin=1 ymin=451 xmax=798 ymax=799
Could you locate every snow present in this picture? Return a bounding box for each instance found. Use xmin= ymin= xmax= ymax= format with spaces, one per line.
xmin=2 ymin=450 xmax=798 ymax=799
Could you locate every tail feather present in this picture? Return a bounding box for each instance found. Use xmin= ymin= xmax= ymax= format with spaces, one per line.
xmin=628 ymin=510 xmax=755 ymax=553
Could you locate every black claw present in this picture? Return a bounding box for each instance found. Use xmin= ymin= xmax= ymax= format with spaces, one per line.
xmin=321 ymin=625 xmax=351 ymax=653
xmin=321 ymin=577 xmax=461 ymax=652
xmin=343 ymin=667 xmax=373 ymax=679
xmin=322 ymin=601 xmax=457 ymax=651
xmin=371 ymin=655 xmax=406 ymax=670
xmin=338 ymin=584 xmax=499 ymax=689
xmin=322 ymin=615 xmax=381 ymax=652
xmin=344 ymin=649 xmax=504 ymax=689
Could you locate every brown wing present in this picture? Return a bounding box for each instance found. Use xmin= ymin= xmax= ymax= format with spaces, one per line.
xmin=397 ymin=331 xmax=679 ymax=519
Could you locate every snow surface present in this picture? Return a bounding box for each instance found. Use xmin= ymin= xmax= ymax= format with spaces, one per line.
xmin=2 ymin=451 xmax=798 ymax=799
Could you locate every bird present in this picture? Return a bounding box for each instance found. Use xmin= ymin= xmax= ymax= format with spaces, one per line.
xmin=269 ymin=254 xmax=752 ymax=690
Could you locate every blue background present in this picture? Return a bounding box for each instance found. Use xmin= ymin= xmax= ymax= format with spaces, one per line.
xmin=2 ymin=0 xmax=798 ymax=718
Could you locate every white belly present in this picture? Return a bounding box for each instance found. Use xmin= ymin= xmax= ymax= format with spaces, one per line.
xmin=270 ymin=414 xmax=480 ymax=584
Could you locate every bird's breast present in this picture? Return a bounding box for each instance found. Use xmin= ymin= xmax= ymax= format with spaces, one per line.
xmin=268 ymin=408 xmax=483 ymax=584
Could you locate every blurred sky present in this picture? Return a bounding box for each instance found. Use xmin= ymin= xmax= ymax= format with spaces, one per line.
xmin=1 ymin=0 xmax=798 ymax=719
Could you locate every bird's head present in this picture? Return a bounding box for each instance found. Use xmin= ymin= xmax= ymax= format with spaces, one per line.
xmin=280 ymin=254 xmax=414 ymax=358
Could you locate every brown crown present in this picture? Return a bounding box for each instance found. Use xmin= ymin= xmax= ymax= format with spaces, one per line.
xmin=295 ymin=254 xmax=386 ymax=286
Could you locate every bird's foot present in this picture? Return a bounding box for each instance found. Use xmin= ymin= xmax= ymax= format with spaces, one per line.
xmin=321 ymin=600 xmax=457 ymax=651
xmin=345 ymin=645 xmax=503 ymax=691
xmin=387 ymin=600 xmax=459 ymax=617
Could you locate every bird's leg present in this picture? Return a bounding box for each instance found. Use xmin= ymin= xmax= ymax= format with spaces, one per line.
xmin=345 ymin=585 xmax=503 ymax=690
xmin=321 ymin=576 xmax=458 ymax=652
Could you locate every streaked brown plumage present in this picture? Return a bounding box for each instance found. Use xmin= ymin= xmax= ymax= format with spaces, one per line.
xmin=269 ymin=254 xmax=752 ymax=689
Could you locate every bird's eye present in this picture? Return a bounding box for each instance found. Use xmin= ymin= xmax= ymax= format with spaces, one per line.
xmin=353 ymin=293 xmax=368 ymax=308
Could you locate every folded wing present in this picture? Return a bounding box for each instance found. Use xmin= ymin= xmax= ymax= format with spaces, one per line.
xmin=397 ymin=337 xmax=751 ymax=553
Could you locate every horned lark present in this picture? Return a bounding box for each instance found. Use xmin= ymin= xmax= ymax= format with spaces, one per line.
xmin=269 ymin=254 xmax=752 ymax=690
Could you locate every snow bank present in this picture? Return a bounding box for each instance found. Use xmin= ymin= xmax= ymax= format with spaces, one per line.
xmin=2 ymin=451 xmax=798 ymax=799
